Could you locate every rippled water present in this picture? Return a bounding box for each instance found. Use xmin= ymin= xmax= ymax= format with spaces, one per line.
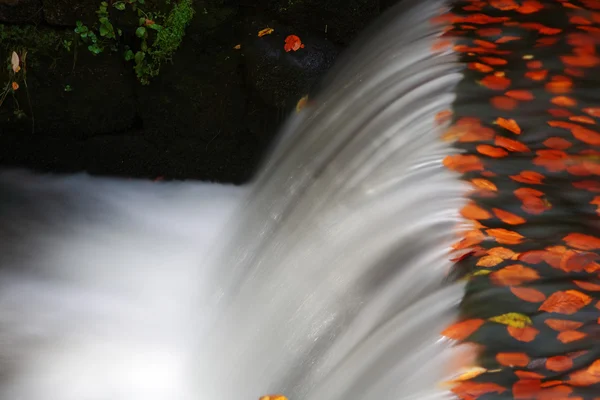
xmin=0 ymin=1 xmax=471 ymax=399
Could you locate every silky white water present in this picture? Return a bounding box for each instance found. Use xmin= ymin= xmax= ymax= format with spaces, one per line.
xmin=0 ymin=1 xmax=470 ymax=399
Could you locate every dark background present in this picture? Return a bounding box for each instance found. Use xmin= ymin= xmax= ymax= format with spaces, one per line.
xmin=0 ymin=0 xmax=396 ymax=183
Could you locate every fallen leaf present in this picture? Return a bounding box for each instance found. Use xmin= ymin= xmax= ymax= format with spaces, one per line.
xmin=539 ymin=290 xmax=591 ymax=314
xmin=510 ymin=287 xmax=546 ymax=302
xmin=441 ymin=318 xmax=485 ymax=341
xmin=258 ymin=27 xmax=274 ymax=37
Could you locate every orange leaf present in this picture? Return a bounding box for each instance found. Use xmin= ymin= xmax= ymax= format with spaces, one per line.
xmin=505 ymin=90 xmax=534 ymax=101
xmin=557 ymin=330 xmax=587 ymax=343
xmin=486 ymin=228 xmax=525 ymax=244
xmin=570 ymin=367 xmax=600 ymax=386
xmin=539 ymin=290 xmax=591 ymax=314
xmin=573 ymin=280 xmax=600 ymax=291
xmin=551 ymin=95 xmax=577 ymax=107
xmin=545 ymin=76 xmax=573 ymax=94
xmin=491 ymin=264 xmax=540 ymax=286
xmin=492 ymin=208 xmax=526 ymax=225
xmin=546 ymin=356 xmax=573 ymax=372
xmin=510 ymin=287 xmax=546 ymax=302
xmin=443 ymin=154 xmax=485 ymax=173
xmin=515 ymin=370 xmax=544 ymax=379
xmin=494 ymin=136 xmax=530 ymax=152
xmin=525 ymin=69 xmax=548 ymax=81
xmin=471 ymin=178 xmax=497 ymax=191
xmin=563 ymin=233 xmax=600 ymax=250
xmin=544 ymin=319 xmax=584 ymax=331
xmin=507 ymin=325 xmax=539 ymax=342
xmin=495 ymin=117 xmax=521 ymax=134
xmin=570 ymin=115 xmax=596 ymax=124
xmin=480 ymin=74 xmax=511 ymax=90
xmin=517 ymin=0 xmax=544 ymax=14
xmin=477 ymin=255 xmax=504 ymax=267
xmin=513 ymin=379 xmax=541 ymax=399
xmin=583 ymin=107 xmax=600 ymax=117
xmin=496 ymin=352 xmax=530 ymax=367
xmin=543 ymin=137 xmax=572 ymax=150
xmin=510 ymin=170 xmax=544 ymax=184
xmin=477 ymin=144 xmax=509 ymax=158
xmin=441 ymin=318 xmax=485 ymax=341
xmin=488 ymin=247 xmax=516 ymax=259
xmin=451 ymin=381 xmax=507 ymax=398
xmin=491 ymin=96 xmax=518 ymax=111
xmin=461 ymin=202 xmax=492 ymax=220
xmin=480 ymin=56 xmax=507 ymax=65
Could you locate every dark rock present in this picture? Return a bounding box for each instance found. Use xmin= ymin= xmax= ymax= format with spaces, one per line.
xmin=135 ymin=14 xmax=260 ymax=183
xmin=242 ymin=19 xmax=338 ymax=109
xmin=0 ymin=0 xmax=43 ymax=23
xmin=0 ymin=26 xmax=136 ymax=138
xmin=259 ymin=0 xmax=379 ymax=45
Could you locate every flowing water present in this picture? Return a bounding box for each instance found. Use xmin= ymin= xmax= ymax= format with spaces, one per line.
xmin=0 ymin=1 xmax=471 ymax=399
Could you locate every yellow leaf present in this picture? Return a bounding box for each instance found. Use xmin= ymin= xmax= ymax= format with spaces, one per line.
xmin=488 ymin=312 xmax=532 ymax=328
xmin=233 ymin=44 xmax=241 ymax=49
xmin=258 ymin=27 xmax=274 ymax=37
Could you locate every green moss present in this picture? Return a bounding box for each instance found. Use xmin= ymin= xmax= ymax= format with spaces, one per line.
xmin=75 ymin=0 xmax=195 ymax=85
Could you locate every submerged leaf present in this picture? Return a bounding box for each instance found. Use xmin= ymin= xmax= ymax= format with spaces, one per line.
xmin=489 ymin=312 xmax=532 ymax=328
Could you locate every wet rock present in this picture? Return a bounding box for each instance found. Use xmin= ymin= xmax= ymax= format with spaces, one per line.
xmin=243 ymin=20 xmax=338 ymax=109
xmin=0 ymin=0 xmax=43 ymax=23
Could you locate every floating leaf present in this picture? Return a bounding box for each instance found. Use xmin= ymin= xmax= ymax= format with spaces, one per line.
xmin=510 ymin=171 xmax=544 ymax=185
xmin=477 ymin=144 xmax=509 ymax=158
xmin=477 ymin=255 xmax=504 ymax=267
xmin=489 ymin=312 xmax=532 ymax=328
xmin=510 ymin=287 xmax=546 ymax=303
xmin=557 ymin=330 xmax=587 ymax=343
xmin=443 ymin=154 xmax=485 ymax=173
xmin=450 ymin=381 xmax=507 ymax=398
xmin=507 ymin=326 xmax=539 ymax=342
xmin=493 ymin=208 xmax=526 ymax=225
xmin=496 ymin=352 xmax=530 ymax=367
xmin=563 ymin=233 xmax=600 ymax=250
xmin=259 ymin=396 xmax=287 ymax=400
xmin=544 ymin=319 xmax=583 ymax=332
xmin=441 ymin=318 xmax=485 ymax=341
xmin=539 ymin=290 xmax=591 ymax=314
xmin=494 ymin=136 xmax=530 ymax=152
xmin=461 ymin=202 xmax=492 ymax=220
xmin=486 ymin=228 xmax=524 ymax=244
xmin=491 ymin=264 xmax=539 ymax=286
xmin=495 ymin=117 xmax=521 ymax=134
xmin=543 ymin=137 xmax=572 ymax=150
xmin=546 ymin=356 xmax=573 ymax=372
xmin=505 ymin=90 xmax=534 ymax=101
xmin=573 ymin=280 xmax=600 ymax=291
